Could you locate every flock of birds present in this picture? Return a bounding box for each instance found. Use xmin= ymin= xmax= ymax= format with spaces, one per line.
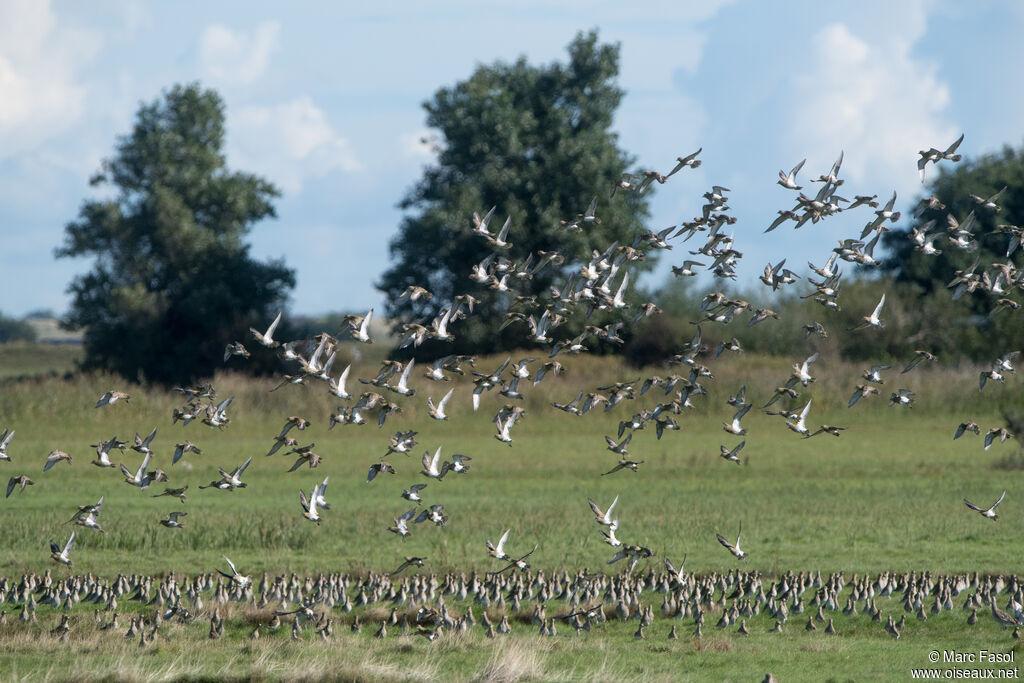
xmin=3 ymin=566 xmax=1024 ymax=648
xmin=2 ymin=131 xmax=1023 ymax=649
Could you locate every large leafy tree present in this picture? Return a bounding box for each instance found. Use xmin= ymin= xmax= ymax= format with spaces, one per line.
xmin=880 ymin=144 xmax=1024 ymax=360
xmin=57 ymin=83 xmax=295 ymax=384
xmin=378 ymin=31 xmax=654 ymax=354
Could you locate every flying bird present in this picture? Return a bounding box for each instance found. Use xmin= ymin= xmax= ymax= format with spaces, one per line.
xmin=250 ymin=311 xmax=283 ymax=347
xmin=719 ymin=440 xmax=745 ymax=465
xmin=218 ymin=555 xmax=252 ymax=588
xmin=49 ymin=532 xmax=75 ymax=566
xmin=716 ymin=523 xmax=747 ymax=559
xmin=0 ymin=427 xmax=13 ymax=461
xmin=486 ymin=529 xmax=512 ymax=561
xmin=95 ymin=391 xmax=130 ymax=408
xmin=723 ymin=404 xmax=752 ymax=436
xmin=852 ymin=294 xmax=886 ymax=330
xmin=777 ymin=158 xmax=806 ymax=190
xmin=588 ymin=495 xmax=619 ymax=526
xmin=6 ymin=474 xmax=33 ymax=498
xmin=601 ymin=459 xmax=644 ymax=476
xmin=964 ymin=491 xmax=1005 ymax=521
xmin=160 ymin=511 xmax=188 ymax=529
xmin=43 ymin=450 xmax=72 ymax=472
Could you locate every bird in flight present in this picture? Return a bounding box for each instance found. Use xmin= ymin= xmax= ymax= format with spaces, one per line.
xmin=50 ymin=532 xmax=75 ymax=566
xmin=95 ymin=391 xmax=130 ymax=408
xmin=964 ymin=491 xmax=1005 ymax=521
xmin=218 ymin=555 xmax=252 ymax=588
xmin=250 ymin=311 xmax=283 ymax=348
xmin=588 ymin=495 xmax=619 ymax=526
xmin=716 ymin=523 xmax=747 ymax=559
xmin=719 ymin=440 xmax=745 ymax=465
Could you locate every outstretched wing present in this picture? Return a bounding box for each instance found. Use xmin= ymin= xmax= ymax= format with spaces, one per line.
xmin=606 ymin=495 xmax=619 ymax=519
xmin=136 ymin=452 xmax=152 ymax=479
xmin=496 ymin=529 xmax=511 ymax=556
xmin=664 ymin=557 xmax=677 ymax=577
xmin=237 ymin=456 xmax=253 ymax=476
xmin=872 ymin=294 xmax=886 ymax=319
xmin=519 ymin=544 xmax=538 ymax=561
xmin=944 ymin=133 xmax=965 ymax=155
xmin=438 ymin=388 xmax=454 ymax=411
xmin=848 ymin=388 xmax=863 ymax=408
xmin=963 ymin=498 xmax=983 ymax=513
xmin=265 ymin=311 xmax=282 ymax=339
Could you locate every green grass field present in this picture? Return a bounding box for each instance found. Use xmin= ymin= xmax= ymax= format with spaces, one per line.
xmin=0 ymin=344 xmax=1022 ymax=680
xmin=0 ymin=342 xmax=81 ymax=380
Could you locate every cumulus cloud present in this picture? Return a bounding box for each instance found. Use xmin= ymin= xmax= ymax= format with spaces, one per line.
xmin=200 ymin=20 xmax=280 ymax=85
xmin=231 ymin=96 xmax=362 ymax=193
xmin=0 ymin=0 xmax=98 ymax=159
xmin=787 ymin=16 xmax=957 ymax=195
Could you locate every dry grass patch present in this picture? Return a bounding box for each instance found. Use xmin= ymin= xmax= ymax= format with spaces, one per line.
xmin=476 ymin=638 xmax=551 ymax=683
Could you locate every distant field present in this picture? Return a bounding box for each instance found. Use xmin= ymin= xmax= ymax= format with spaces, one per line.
xmin=0 ymin=342 xmax=81 ymax=379
xmin=0 ymin=346 xmax=1021 ymax=679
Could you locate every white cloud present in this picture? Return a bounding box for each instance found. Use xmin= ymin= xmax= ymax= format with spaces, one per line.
xmin=787 ymin=15 xmax=956 ymax=196
xmin=199 ymin=20 xmax=280 ymax=85
xmin=231 ymin=97 xmax=362 ymax=193
xmin=0 ymin=0 xmax=98 ymax=159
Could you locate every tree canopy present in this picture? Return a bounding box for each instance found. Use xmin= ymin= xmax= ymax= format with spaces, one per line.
xmin=377 ymin=30 xmax=654 ymax=355
xmin=56 ymin=83 xmax=295 ymax=384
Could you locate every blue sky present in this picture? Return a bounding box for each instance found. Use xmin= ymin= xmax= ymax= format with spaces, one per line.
xmin=1 ymin=0 xmax=1021 ymax=317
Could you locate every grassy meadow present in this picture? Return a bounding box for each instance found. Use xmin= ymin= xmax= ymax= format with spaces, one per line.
xmin=0 ymin=343 xmax=1022 ymax=680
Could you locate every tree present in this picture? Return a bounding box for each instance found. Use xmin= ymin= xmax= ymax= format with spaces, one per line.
xmin=56 ymin=83 xmax=295 ymax=384
xmin=377 ymin=30 xmax=654 ymax=355
xmin=881 ymin=144 xmax=1024 ymax=360
xmin=0 ymin=312 xmax=36 ymax=343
